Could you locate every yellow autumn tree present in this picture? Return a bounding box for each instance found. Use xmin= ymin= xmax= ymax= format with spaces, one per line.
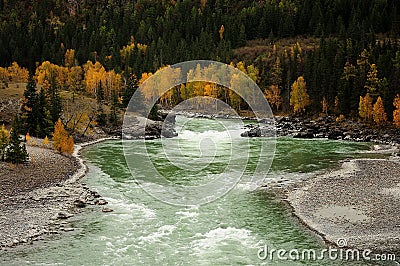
xmin=246 ymin=64 xmax=260 ymax=84
xmin=365 ymin=63 xmax=379 ymax=96
xmin=204 ymin=83 xmax=218 ymax=99
xmin=219 ymin=25 xmax=225 ymax=40
xmin=229 ymin=73 xmax=246 ymax=111
xmin=43 ymin=136 xmax=49 ymax=146
xmin=0 ymin=125 xmax=10 ymax=161
xmin=321 ymin=97 xmax=328 ymax=115
xmin=334 ymin=96 xmax=339 ymax=115
xmin=83 ymin=61 xmax=106 ymax=95
xmin=0 ymin=67 xmax=8 ymax=82
xmin=264 ymin=85 xmax=282 ymax=112
xmin=104 ymin=70 xmax=122 ymax=100
xmin=25 ymin=132 xmax=31 ymax=144
xmin=120 ymin=36 xmax=148 ymax=64
xmin=7 ymin=62 xmax=29 ymax=82
xmin=373 ymin=96 xmax=387 ymax=126
xmin=393 ymin=94 xmax=400 ymax=128
xmin=156 ymin=66 xmax=181 ymax=106
xmin=36 ymin=61 xmax=58 ymax=86
xmin=235 ymin=61 xmax=247 ymax=74
xmin=64 ymin=49 xmax=76 ymax=67
xmin=61 ymin=136 xmax=74 ymax=155
xmin=290 ymin=76 xmax=311 ymax=114
xmin=52 ymin=119 xmax=74 ymax=154
xmin=67 ymin=66 xmax=83 ymax=93
xmin=359 ymin=93 xmax=373 ymax=122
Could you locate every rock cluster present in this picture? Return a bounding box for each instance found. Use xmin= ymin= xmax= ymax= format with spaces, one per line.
xmin=0 ymin=183 xmax=109 ymax=250
xmin=242 ymin=116 xmax=400 ymax=145
xmin=122 ymin=113 xmax=177 ymax=140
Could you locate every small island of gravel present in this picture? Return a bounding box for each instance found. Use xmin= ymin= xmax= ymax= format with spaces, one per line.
xmin=285 ymin=158 xmax=400 ymax=256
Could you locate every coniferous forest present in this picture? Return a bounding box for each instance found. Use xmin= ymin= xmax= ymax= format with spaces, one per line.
xmin=1 ymin=0 xmax=400 ymax=136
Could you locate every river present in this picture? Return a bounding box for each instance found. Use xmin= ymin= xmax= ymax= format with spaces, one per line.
xmin=2 ymin=116 xmax=388 ymax=265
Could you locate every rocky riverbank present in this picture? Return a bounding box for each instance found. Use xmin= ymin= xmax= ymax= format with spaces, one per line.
xmin=0 ymin=144 xmax=110 ymax=250
xmin=280 ymin=158 xmax=400 ymax=257
xmin=242 ymin=116 xmax=400 ymax=145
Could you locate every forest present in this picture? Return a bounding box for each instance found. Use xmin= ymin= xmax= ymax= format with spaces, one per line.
xmin=1 ymin=0 xmax=400 ymax=155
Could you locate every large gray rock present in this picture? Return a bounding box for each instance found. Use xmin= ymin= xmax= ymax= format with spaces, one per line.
xmin=123 ymin=114 xmax=177 ymax=140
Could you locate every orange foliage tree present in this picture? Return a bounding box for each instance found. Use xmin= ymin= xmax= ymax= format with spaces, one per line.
xmin=321 ymin=97 xmax=328 ymax=115
xmin=373 ymin=96 xmax=387 ymax=126
xmin=0 ymin=124 xmax=10 ymax=161
xmin=7 ymin=62 xmax=29 ymax=82
xmin=359 ymin=93 xmax=373 ymax=122
xmin=64 ymin=49 xmax=77 ymax=67
xmin=83 ymin=61 xmax=106 ymax=95
xmin=0 ymin=62 xmax=29 ymax=83
xmin=139 ymin=72 xmax=154 ymax=100
xmin=393 ymin=94 xmax=400 ymax=128
xmin=52 ymin=119 xmax=74 ymax=154
xmin=264 ymin=85 xmax=282 ymax=112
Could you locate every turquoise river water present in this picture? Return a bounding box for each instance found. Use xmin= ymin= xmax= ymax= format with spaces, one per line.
xmin=1 ymin=116 xmax=392 ymax=265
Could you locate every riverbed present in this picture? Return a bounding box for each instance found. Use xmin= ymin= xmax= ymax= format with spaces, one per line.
xmin=0 ymin=116 xmax=392 ymax=265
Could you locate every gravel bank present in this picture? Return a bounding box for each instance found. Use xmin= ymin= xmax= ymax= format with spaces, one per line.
xmin=0 ymin=143 xmax=111 ymax=250
xmin=285 ymin=158 xmax=400 ymax=256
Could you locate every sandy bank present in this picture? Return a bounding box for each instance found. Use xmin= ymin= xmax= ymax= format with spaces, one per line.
xmin=286 ymin=158 xmax=400 ymax=255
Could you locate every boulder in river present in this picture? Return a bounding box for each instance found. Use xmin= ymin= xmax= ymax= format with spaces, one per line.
xmin=123 ymin=114 xmax=178 ymax=139
xmin=74 ymin=199 xmax=86 ymax=208
xmin=102 ymin=207 xmax=114 ymax=213
xmin=56 ymin=212 xmax=73 ymax=219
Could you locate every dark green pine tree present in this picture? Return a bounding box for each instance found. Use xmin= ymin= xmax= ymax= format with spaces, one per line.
xmin=36 ymin=88 xmax=53 ymax=137
xmin=109 ymin=90 xmax=119 ymax=126
xmin=148 ymin=104 xmax=159 ymax=121
xmin=122 ymin=73 xmax=139 ymax=108
xmin=96 ymin=81 xmax=106 ymax=126
xmin=47 ymin=77 xmax=62 ymax=125
xmin=21 ymin=74 xmax=38 ymax=136
xmin=6 ymin=114 xmax=28 ymax=164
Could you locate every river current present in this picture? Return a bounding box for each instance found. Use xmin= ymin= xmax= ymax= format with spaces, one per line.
xmin=2 ymin=116 xmax=388 ymax=265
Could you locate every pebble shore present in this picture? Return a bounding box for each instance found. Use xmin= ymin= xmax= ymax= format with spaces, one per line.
xmin=285 ymin=158 xmax=400 ymax=257
xmin=0 ymin=142 xmax=111 ymax=250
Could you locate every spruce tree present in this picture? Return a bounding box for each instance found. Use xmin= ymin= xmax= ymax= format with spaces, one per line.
xmin=109 ymin=90 xmax=119 ymax=126
xmin=122 ymin=74 xmax=139 ymax=108
xmin=21 ymin=74 xmax=38 ymax=136
xmin=6 ymin=115 xmax=28 ymax=164
xmin=47 ymin=77 xmax=62 ymax=125
xmin=96 ymin=81 xmax=106 ymax=126
xmin=37 ymin=88 xmax=52 ymax=137
xmin=148 ymin=104 xmax=159 ymax=121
